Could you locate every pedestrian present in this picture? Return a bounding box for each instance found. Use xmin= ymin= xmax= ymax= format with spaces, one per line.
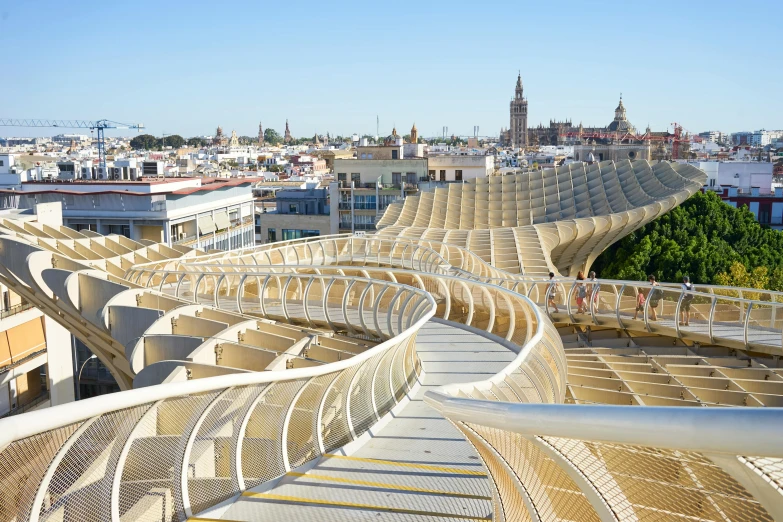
xmin=547 ymin=272 xmax=559 ymax=313
xmin=575 ymin=271 xmax=587 ymax=313
xmin=632 ymin=286 xmax=646 ymax=320
xmin=647 ymin=274 xmax=660 ymax=321
xmin=587 ymin=270 xmax=599 ymax=313
xmin=680 ymin=276 xmax=694 ymax=326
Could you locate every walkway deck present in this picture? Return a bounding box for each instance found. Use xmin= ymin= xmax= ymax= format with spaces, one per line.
xmin=197 ymin=321 xmax=515 ymax=521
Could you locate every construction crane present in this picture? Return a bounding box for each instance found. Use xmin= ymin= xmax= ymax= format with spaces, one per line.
xmin=0 ymin=119 xmax=145 ymax=172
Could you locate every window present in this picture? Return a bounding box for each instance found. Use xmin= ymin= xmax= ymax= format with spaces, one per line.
xmin=282 ymin=229 xmax=320 ymax=240
xmin=439 ymin=170 xmax=446 ymax=181
xmin=455 ymin=170 xmax=463 ymax=181
xmin=351 ymin=173 xmax=361 ymax=184
xmin=429 ymin=170 xmax=436 ymax=180
xmin=405 ymin=172 xmax=416 ymax=184
xmin=289 ymin=204 xmax=297 ymax=213
xmin=0 ymin=161 xmax=4 ymax=166
xmin=391 ymin=150 xmax=398 ymax=159
xmin=367 ymin=153 xmax=373 ymax=159
xmin=392 ymin=172 xmax=401 ymax=186
xmin=268 ymin=228 xmax=276 ymax=243
xmin=338 ymin=173 xmax=346 ymax=181
xmin=360 ymin=153 xmax=366 ymax=159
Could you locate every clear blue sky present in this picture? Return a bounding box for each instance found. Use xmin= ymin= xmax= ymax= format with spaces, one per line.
xmin=0 ymin=0 xmax=779 ymax=139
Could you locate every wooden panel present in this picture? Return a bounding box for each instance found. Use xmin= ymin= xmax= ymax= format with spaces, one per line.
xmin=7 ymin=317 xmax=46 ymax=363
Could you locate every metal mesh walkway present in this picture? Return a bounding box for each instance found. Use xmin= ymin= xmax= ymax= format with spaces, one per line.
xmin=208 ymin=321 xmax=515 ymax=521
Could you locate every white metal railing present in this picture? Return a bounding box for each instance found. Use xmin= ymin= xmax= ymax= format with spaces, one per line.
xmin=0 ymin=266 xmax=564 ymax=522
xmin=129 ymin=232 xmax=783 ymax=354
xmin=0 ymin=280 xmax=433 ymax=522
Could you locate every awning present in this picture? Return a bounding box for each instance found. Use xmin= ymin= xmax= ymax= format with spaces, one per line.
xmin=198 ymin=215 xmax=216 ymax=235
xmin=213 ymin=210 xmax=230 ymax=230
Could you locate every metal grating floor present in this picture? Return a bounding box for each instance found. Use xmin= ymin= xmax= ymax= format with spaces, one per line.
xmin=206 ymin=321 xmax=515 ymax=521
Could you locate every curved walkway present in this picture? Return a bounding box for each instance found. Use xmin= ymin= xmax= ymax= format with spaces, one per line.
xmin=202 ymin=321 xmax=515 ymax=521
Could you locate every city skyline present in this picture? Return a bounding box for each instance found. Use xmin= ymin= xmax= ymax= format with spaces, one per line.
xmin=0 ymin=0 xmax=780 ymax=138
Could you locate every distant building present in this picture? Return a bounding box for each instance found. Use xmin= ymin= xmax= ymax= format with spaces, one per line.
xmin=750 ymin=130 xmax=783 ymax=147
xmin=255 ymin=186 xmax=336 ymax=244
xmin=427 ymin=154 xmax=494 ymax=182
xmin=503 ymin=74 xmax=639 ymax=148
xmin=698 ymin=130 xmax=728 ymax=143
xmin=334 ymin=132 xmax=427 ymax=232
xmin=573 ymin=142 xmax=651 ymax=163
xmin=9 ymin=177 xmax=256 ymax=249
xmin=509 ymin=74 xmax=528 ymax=148
xmin=52 ymin=134 xmax=90 ymax=146
xmin=701 ymin=161 xmax=781 ymax=227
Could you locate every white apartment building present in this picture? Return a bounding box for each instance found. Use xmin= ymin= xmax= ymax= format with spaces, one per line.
xmin=0 ymin=203 xmax=74 ymax=416
xmin=698 ymin=161 xmax=773 ymax=192
xmin=426 ymin=154 xmax=495 ymax=182
xmin=750 ymin=130 xmax=783 ymax=147
xmin=8 ymin=177 xmax=257 ymax=250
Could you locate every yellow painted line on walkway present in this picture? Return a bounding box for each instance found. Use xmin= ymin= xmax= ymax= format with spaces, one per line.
xmin=285 ymin=471 xmax=492 ymax=500
xmin=322 ymin=453 xmax=487 ymax=476
xmin=189 ymin=518 xmax=240 ymax=522
xmin=240 ymin=492 xmax=492 ymax=520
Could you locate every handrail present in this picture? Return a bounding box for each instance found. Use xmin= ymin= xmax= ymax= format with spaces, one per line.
xmin=129 ymin=249 xmax=783 ymax=354
xmin=424 ymin=395 xmax=783 ymax=458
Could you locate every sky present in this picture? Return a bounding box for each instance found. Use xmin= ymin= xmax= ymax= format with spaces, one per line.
xmin=0 ymin=0 xmax=779 ymax=140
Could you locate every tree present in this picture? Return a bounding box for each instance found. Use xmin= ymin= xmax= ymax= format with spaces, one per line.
xmin=129 ymin=134 xmax=158 ymax=150
xmin=714 ymin=261 xmax=770 ymax=299
xmin=160 ymin=134 xmax=185 ymax=149
xmin=187 ymin=137 xmax=208 ymax=148
xmin=592 ymin=190 xmax=783 ymax=290
xmin=264 ymin=128 xmax=283 ymax=145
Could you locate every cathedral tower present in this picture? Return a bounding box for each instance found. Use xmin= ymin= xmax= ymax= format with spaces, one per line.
xmin=410 ymin=123 xmax=418 ymax=144
xmin=509 ymin=73 xmax=528 ymax=148
xmin=284 ymin=120 xmax=292 ymax=143
xmin=258 ymin=122 xmax=264 ymax=146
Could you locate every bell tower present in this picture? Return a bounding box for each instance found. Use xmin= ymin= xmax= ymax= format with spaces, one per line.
xmin=509 ymin=73 xmax=528 ymax=148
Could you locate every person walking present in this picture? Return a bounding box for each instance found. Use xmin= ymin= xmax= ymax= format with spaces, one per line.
xmin=547 ymin=272 xmax=559 ymax=313
xmin=587 ymin=271 xmax=599 ymax=313
xmin=647 ymin=274 xmax=661 ymax=321
xmin=632 ymin=286 xmax=646 ymax=320
xmin=575 ymin=271 xmax=587 ymax=314
xmin=680 ymin=276 xmax=694 ymax=326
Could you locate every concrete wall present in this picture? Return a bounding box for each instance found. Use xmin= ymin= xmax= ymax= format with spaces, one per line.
xmin=256 ymin=213 xmax=334 ymax=244
xmin=136 ymin=225 xmax=164 ymax=243
xmin=34 ymin=202 xmax=63 ymax=228
xmin=356 ymin=145 xmax=402 ymax=160
xmin=334 ymin=159 xmax=428 ymax=186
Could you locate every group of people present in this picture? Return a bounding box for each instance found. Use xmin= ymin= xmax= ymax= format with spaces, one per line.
xmin=547 ymin=272 xmax=696 ymax=326
xmin=547 ymin=271 xmax=599 ymax=314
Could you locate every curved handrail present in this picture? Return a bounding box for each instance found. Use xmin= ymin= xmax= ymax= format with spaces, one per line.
xmin=130 ymin=257 xmax=783 ymax=354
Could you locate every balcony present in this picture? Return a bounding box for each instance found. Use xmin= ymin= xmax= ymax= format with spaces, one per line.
xmin=173 ymin=216 xmax=254 ymax=246
xmin=0 ymin=301 xmax=34 ymax=320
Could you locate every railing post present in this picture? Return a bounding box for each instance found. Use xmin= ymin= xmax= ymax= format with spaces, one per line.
xmin=674 ymin=290 xmax=684 ymax=338
xmin=708 ymin=295 xmax=718 ymax=344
